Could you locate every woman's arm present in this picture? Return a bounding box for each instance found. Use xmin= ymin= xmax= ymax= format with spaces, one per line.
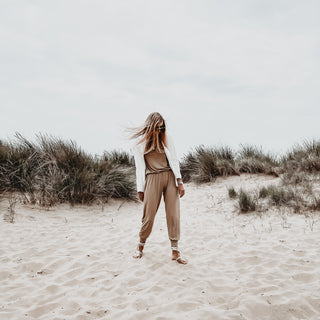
xmin=177 ymin=178 xmax=185 ymax=198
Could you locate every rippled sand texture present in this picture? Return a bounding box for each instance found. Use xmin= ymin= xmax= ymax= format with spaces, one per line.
xmin=1 ymin=174 xmax=320 ymax=320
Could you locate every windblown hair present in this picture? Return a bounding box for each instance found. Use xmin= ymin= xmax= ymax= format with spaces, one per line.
xmin=130 ymin=112 xmax=168 ymax=154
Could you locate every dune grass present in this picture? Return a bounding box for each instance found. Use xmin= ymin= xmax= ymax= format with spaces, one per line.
xmin=180 ymin=145 xmax=238 ymax=183
xmin=235 ymin=145 xmax=281 ymax=176
xmin=230 ymin=180 xmax=320 ymax=214
xmin=283 ymin=140 xmax=320 ymax=173
xmin=228 ymin=186 xmax=238 ymax=199
xmin=238 ymin=189 xmax=257 ymax=213
xmin=230 ymin=174 xmax=319 ymax=215
xmin=181 ymin=144 xmax=280 ymax=183
xmin=2 ymin=134 xmax=320 ymax=213
xmin=0 ymin=134 xmax=136 ymax=207
xmin=258 ymin=185 xmax=303 ymax=212
xmin=225 ymin=140 xmax=320 ymax=214
xmin=229 ymin=185 xmax=304 ymax=214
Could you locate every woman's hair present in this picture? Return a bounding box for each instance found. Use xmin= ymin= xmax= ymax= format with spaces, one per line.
xmin=129 ymin=112 xmax=168 ymax=153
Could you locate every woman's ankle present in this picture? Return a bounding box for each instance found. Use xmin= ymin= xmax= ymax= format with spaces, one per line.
xmin=170 ymin=240 xmax=178 ymax=248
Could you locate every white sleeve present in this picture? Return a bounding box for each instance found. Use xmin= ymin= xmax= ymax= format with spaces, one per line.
xmin=131 ymin=144 xmax=146 ymax=192
xmin=166 ymin=135 xmax=182 ymax=180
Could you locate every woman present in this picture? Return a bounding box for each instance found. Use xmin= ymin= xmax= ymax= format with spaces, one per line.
xmin=130 ymin=112 xmax=188 ymax=264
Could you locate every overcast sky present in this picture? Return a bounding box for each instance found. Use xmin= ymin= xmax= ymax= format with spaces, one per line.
xmin=1 ymin=1 xmax=319 ymax=159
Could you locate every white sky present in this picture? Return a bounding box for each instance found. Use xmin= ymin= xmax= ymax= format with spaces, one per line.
xmin=1 ymin=0 xmax=319 ymax=159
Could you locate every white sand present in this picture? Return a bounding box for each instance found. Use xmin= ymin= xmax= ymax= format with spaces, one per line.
xmin=1 ymin=174 xmax=320 ymax=320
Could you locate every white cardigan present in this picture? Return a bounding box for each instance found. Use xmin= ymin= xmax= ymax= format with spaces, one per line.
xmin=131 ymin=134 xmax=182 ymax=192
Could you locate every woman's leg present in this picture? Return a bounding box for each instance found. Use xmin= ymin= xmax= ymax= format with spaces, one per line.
xmin=164 ymin=172 xmax=187 ymax=264
xmin=170 ymin=240 xmax=178 ymax=247
xmin=163 ymin=171 xmax=180 ymax=243
xmin=139 ymin=173 xmax=164 ymax=243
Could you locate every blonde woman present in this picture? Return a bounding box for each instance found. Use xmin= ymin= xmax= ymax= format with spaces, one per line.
xmin=130 ymin=112 xmax=188 ymax=264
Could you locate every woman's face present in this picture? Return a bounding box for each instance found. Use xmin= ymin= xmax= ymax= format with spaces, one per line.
xmin=156 ymin=121 xmax=165 ymax=133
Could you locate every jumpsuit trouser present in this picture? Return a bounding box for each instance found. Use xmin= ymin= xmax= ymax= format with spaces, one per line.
xmin=139 ymin=170 xmax=180 ymax=243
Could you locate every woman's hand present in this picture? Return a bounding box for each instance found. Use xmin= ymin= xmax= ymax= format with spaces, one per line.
xmin=178 ymin=184 xmax=185 ymax=198
xmin=138 ymin=192 xmax=144 ymax=202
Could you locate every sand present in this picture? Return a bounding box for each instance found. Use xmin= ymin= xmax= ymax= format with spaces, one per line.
xmin=0 ymin=174 xmax=319 ymax=320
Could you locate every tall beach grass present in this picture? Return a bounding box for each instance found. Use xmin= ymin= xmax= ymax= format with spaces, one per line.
xmin=0 ymin=134 xmax=136 ymax=206
xmin=1 ymin=134 xmax=320 ymax=213
xmin=180 ymin=145 xmax=237 ymax=183
xmin=180 ymin=144 xmax=281 ymax=183
xmin=225 ymin=140 xmax=320 ymax=214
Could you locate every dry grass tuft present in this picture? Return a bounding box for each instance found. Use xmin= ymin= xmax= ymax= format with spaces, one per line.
xmin=228 ymin=186 xmax=238 ymax=199
xmin=238 ymin=189 xmax=257 ymax=213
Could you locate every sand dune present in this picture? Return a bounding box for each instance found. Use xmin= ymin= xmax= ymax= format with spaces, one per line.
xmin=1 ymin=174 xmax=319 ymax=320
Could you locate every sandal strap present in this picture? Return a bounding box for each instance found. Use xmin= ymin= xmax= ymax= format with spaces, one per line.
xmin=135 ymin=250 xmax=143 ymax=257
xmin=176 ymin=256 xmax=186 ymax=262
xmin=171 ymin=246 xmax=180 ymax=253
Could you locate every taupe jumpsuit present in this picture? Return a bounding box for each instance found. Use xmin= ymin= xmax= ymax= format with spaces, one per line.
xmin=139 ymin=149 xmax=180 ymax=246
